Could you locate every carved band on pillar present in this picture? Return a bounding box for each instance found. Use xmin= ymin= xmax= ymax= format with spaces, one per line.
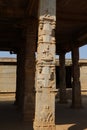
xmin=34 ymin=0 xmax=57 ymax=130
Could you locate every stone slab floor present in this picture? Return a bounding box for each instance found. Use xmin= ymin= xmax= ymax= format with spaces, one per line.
xmin=0 ymin=94 xmax=87 ymax=130
xmin=56 ymin=95 xmax=87 ymax=130
xmin=0 ymin=94 xmax=33 ymax=130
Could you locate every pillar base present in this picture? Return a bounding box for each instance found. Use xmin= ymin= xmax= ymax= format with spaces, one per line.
xmin=23 ymin=112 xmax=34 ymax=122
xmin=33 ymin=122 xmax=56 ymax=130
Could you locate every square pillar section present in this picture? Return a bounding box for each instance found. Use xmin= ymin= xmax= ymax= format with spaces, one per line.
xmin=71 ymin=47 xmax=82 ymax=108
xmin=34 ymin=0 xmax=57 ymax=130
xmin=59 ymin=52 xmax=67 ymax=103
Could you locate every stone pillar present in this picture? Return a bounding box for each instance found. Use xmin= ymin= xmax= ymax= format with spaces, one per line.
xmin=59 ymin=52 xmax=67 ymax=103
xmin=34 ymin=0 xmax=57 ymax=130
xmin=15 ymin=49 xmax=25 ymax=109
xmin=71 ymin=47 xmax=82 ymax=108
xmin=15 ymin=52 xmax=20 ymax=106
xmin=23 ymin=20 xmax=36 ymax=121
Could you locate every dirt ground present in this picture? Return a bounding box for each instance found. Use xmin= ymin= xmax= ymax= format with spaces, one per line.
xmin=0 ymin=94 xmax=87 ymax=130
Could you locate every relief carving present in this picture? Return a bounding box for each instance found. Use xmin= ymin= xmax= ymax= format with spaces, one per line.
xmin=39 ymin=20 xmax=44 ymax=30
xmin=41 ymin=45 xmax=53 ymax=62
xmin=38 ymin=35 xmax=43 ymax=43
xmin=36 ymin=66 xmax=55 ymax=88
xmin=39 ymin=105 xmax=53 ymax=123
xmin=38 ymin=14 xmax=56 ymax=44
xmin=48 ymin=67 xmax=55 ymax=88
xmin=37 ymin=66 xmax=50 ymax=88
xmin=36 ymin=66 xmax=44 ymax=88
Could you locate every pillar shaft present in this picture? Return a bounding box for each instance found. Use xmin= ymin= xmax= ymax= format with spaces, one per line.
xmin=34 ymin=0 xmax=57 ymax=130
xmin=23 ymin=20 xmax=37 ymax=121
xmin=59 ymin=53 xmax=67 ymax=103
xmin=72 ymin=47 xmax=82 ymax=108
xmin=15 ymin=51 xmax=22 ymax=107
xmin=15 ymin=48 xmax=25 ymax=110
xmin=15 ymin=53 xmax=19 ymax=106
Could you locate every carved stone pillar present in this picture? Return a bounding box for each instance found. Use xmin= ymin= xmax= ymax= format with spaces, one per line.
xmin=34 ymin=0 xmax=57 ymax=130
xmin=71 ymin=47 xmax=82 ymax=108
xmin=59 ymin=52 xmax=67 ymax=103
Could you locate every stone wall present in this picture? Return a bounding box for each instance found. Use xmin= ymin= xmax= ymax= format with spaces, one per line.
xmin=0 ymin=58 xmax=87 ymax=95
xmin=0 ymin=58 xmax=16 ymax=93
xmin=80 ymin=65 xmax=87 ymax=94
xmin=56 ymin=59 xmax=87 ymax=95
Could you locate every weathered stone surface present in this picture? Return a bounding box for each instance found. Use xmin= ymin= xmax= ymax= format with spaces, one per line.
xmin=34 ymin=0 xmax=57 ymax=130
xmin=80 ymin=66 xmax=87 ymax=94
xmin=0 ymin=58 xmax=16 ymax=93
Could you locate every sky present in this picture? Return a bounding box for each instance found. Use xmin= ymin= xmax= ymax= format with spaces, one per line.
xmin=66 ymin=45 xmax=87 ymax=59
xmin=0 ymin=44 xmax=87 ymax=59
xmin=0 ymin=51 xmax=17 ymax=58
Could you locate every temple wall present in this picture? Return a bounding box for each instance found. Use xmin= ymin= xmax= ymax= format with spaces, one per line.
xmin=80 ymin=66 xmax=87 ymax=93
xmin=0 ymin=58 xmax=16 ymax=93
xmin=0 ymin=58 xmax=87 ymax=95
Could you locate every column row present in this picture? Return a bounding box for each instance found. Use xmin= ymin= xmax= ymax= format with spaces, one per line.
xmin=58 ymin=48 xmax=82 ymax=108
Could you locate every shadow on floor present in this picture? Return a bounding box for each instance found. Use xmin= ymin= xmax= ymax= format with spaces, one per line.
xmin=0 ymin=95 xmax=87 ymax=130
xmin=56 ymin=95 xmax=87 ymax=130
xmin=0 ymin=101 xmax=33 ymax=130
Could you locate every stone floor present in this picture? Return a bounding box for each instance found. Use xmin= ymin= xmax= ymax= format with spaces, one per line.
xmin=0 ymin=94 xmax=33 ymax=130
xmin=0 ymin=94 xmax=87 ymax=130
xmin=56 ymin=95 xmax=87 ymax=130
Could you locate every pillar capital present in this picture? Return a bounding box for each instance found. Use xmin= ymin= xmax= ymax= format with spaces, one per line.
xmin=39 ymin=0 xmax=56 ymax=20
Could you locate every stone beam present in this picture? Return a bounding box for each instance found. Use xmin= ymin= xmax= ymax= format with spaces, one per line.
xmin=57 ymin=12 xmax=87 ymax=23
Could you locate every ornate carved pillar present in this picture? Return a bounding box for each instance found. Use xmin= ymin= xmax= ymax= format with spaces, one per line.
xmin=71 ymin=47 xmax=82 ymax=108
xmin=34 ymin=0 xmax=57 ymax=130
xmin=59 ymin=52 xmax=67 ymax=103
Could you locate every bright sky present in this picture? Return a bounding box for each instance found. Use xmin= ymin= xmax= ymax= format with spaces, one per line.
xmin=0 ymin=51 xmax=17 ymax=58
xmin=79 ymin=45 xmax=87 ymax=59
xmin=66 ymin=45 xmax=87 ymax=59
xmin=0 ymin=44 xmax=87 ymax=59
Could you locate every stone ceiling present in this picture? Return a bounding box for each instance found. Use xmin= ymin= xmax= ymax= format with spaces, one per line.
xmin=56 ymin=0 xmax=87 ymax=53
xmin=0 ymin=0 xmax=87 ymax=54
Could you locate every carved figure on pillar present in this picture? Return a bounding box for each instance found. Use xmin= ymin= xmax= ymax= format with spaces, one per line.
xmin=36 ymin=66 xmax=55 ymax=89
xmin=42 ymin=45 xmax=53 ymax=62
xmin=40 ymin=105 xmax=54 ymax=122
